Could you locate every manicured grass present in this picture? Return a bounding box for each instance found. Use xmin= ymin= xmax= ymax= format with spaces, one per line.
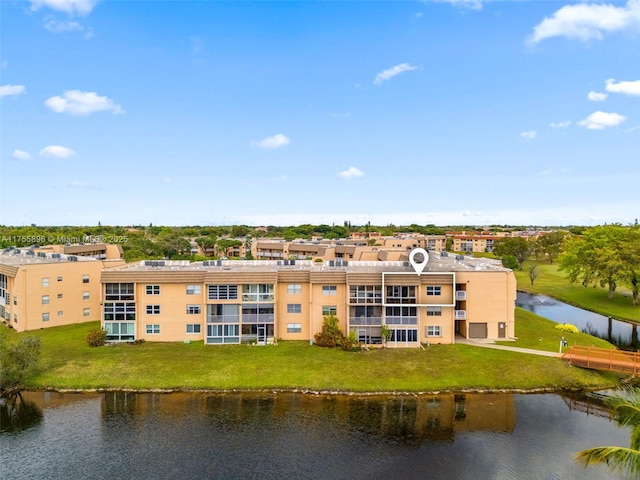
xmin=497 ymin=308 xmax=616 ymax=352
xmin=6 ymin=321 xmax=620 ymax=393
xmin=513 ymin=261 xmax=640 ymax=323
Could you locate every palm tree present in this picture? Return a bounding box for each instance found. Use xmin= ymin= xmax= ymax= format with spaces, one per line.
xmin=575 ymin=386 xmax=640 ymax=478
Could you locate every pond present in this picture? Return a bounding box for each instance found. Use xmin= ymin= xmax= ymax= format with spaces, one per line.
xmin=0 ymin=391 xmax=630 ymax=480
xmin=516 ymin=291 xmax=639 ymax=350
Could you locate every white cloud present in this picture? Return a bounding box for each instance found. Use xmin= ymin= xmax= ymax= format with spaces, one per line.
xmin=529 ymin=0 xmax=640 ymax=44
xmin=434 ymin=0 xmax=483 ymax=10
xmin=587 ymin=91 xmax=608 ymax=102
xmin=44 ymin=18 xmax=83 ymax=33
xmin=550 ymin=120 xmax=571 ymax=128
xmin=44 ymin=90 xmax=123 ymax=115
xmin=254 ymin=134 xmax=291 ymax=149
xmin=462 ymin=210 xmax=484 ymax=217
xmin=39 ymin=145 xmax=76 ymax=158
xmin=12 ymin=149 xmax=32 ymax=160
xmin=520 ymin=130 xmax=538 ymax=140
xmin=373 ymin=63 xmax=419 ymax=85
xmin=29 ymin=0 xmax=98 ymax=16
xmin=0 ymin=84 xmax=26 ymax=97
xmin=339 ymin=166 xmax=365 ymax=179
xmin=578 ymin=111 xmax=626 ymax=130
xmin=606 ymin=78 xmax=640 ymax=96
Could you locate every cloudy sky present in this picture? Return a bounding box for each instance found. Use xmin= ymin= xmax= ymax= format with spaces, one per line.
xmin=1 ymin=0 xmax=638 ymax=227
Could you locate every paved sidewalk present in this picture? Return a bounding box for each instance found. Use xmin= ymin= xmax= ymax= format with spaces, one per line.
xmin=456 ymin=338 xmax=562 ymax=358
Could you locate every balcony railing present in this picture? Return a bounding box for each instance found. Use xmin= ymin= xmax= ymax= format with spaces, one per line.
xmin=454 ymin=310 xmax=466 ymax=320
xmin=455 ymin=291 xmax=467 ymax=301
xmin=385 ymin=317 xmax=418 ymax=325
xmin=349 ymin=316 xmax=382 ymax=326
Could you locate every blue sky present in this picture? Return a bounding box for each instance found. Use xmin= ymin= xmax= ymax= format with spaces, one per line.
xmin=1 ymin=0 xmax=639 ymax=227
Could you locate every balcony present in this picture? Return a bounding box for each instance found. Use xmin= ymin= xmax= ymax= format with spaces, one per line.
xmin=455 ymin=291 xmax=467 ymax=301
xmin=349 ymin=316 xmax=382 ymax=326
xmin=454 ymin=310 xmax=466 ymax=320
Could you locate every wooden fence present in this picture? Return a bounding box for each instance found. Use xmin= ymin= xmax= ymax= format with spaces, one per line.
xmin=563 ymin=346 xmax=640 ymax=375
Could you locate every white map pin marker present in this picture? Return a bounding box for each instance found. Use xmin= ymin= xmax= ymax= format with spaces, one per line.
xmin=409 ymin=248 xmax=429 ymax=276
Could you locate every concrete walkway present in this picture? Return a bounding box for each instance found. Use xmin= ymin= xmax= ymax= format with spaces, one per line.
xmin=455 ymin=338 xmax=562 ymax=358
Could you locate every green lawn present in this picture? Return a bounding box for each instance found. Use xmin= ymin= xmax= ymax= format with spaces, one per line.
xmin=514 ymin=261 xmax=640 ymax=323
xmin=4 ymin=319 xmax=621 ymax=394
xmin=497 ymin=308 xmax=615 ymax=352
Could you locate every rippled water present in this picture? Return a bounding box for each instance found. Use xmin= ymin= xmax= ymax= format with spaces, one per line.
xmin=0 ymin=391 xmax=629 ymax=480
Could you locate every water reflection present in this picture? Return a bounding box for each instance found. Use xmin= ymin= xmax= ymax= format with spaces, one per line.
xmin=0 ymin=395 xmax=43 ymax=433
xmin=101 ymin=391 xmax=515 ymax=446
xmin=1 ymin=391 xmax=628 ymax=480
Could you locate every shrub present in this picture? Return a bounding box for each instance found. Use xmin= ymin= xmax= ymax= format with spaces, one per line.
xmin=86 ymin=329 xmax=107 ymax=347
xmin=555 ymin=323 xmax=580 ymax=334
xmin=314 ymin=315 xmax=345 ymax=348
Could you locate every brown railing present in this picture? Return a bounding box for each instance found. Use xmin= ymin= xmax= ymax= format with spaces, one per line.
xmin=563 ymin=346 xmax=640 ymax=375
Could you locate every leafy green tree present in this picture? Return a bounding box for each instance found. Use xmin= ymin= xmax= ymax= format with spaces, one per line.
xmin=559 ymin=225 xmax=628 ymax=300
xmin=576 ymin=387 xmax=640 ymax=478
xmin=501 ymin=255 xmax=519 ymax=270
xmin=536 ymin=230 xmax=568 ymax=264
xmin=622 ymin=226 xmax=640 ymax=306
xmin=0 ymin=333 xmax=41 ymax=397
xmin=493 ymin=237 xmax=533 ymax=270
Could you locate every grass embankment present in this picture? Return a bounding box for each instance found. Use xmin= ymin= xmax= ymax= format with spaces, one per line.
xmin=514 ymin=261 xmax=640 ymax=323
xmin=497 ymin=308 xmax=615 ymax=352
xmin=7 ymin=312 xmax=620 ymax=394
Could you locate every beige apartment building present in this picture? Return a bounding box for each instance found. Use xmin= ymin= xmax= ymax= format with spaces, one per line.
xmin=100 ymin=250 xmax=516 ymax=347
xmin=0 ymin=247 xmax=125 ymax=332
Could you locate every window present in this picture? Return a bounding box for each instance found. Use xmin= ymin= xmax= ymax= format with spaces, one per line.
xmin=104 ymin=321 xmax=135 ymax=342
xmin=146 ymin=324 xmax=160 ymax=334
xmin=41 ymin=277 xmax=49 ymax=287
xmin=386 ymin=286 xmax=416 ymax=304
xmin=186 ymin=305 xmax=201 ymax=315
xmin=146 ymin=285 xmax=160 ymax=295
xmin=57 ymin=311 xmax=63 ymax=317
xmin=103 ymin=302 xmax=136 ymax=321
xmin=287 ymin=303 xmax=301 ymax=314
xmin=42 ymin=312 xmax=50 ymax=322
xmin=83 ymin=308 xmax=90 ymax=317
xmin=13 ymin=296 xmax=17 ymax=306
xmin=207 ymin=304 xmax=240 ymax=323
xmin=385 ymin=306 xmax=418 ymax=325
xmin=287 ymin=323 xmax=302 ymax=333
xmin=186 ymin=285 xmax=201 ymax=295
xmin=242 ymin=304 xmax=275 ymax=323
xmin=57 ymin=276 xmax=63 ymax=282
xmin=287 ymin=284 xmax=302 ymax=294
xmin=427 ymin=286 xmax=442 ymax=296
xmin=427 ymin=306 xmax=442 ymax=316
xmin=390 ymin=329 xmax=418 ymax=342
xmin=42 ymin=295 xmax=50 ymax=305
xmin=186 ymin=324 xmax=201 ymax=334
xmin=83 ymin=275 xmax=90 ymax=284
xmin=242 ymin=284 xmax=274 ymax=302
xmin=322 ymin=305 xmax=337 ymax=316
xmin=208 ymin=285 xmax=238 ymax=300
xmin=349 ymin=285 xmax=382 ymax=304
xmin=322 ymin=285 xmax=337 ymax=296
xmin=105 ymin=283 xmax=134 ymax=301
xmin=57 ymin=293 xmax=63 ymax=299
xmin=207 ymin=324 xmax=240 ymax=344
xmin=146 ymin=305 xmax=160 ymax=315
xmin=427 ymin=325 xmax=442 ymax=337
xmin=83 ymin=291 xmax=90 ymax=300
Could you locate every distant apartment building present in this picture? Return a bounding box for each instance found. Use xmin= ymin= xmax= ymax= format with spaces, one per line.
xmin=99 ymin=250 xmax=516 ymax=347
xmin=0 ymin=247 xmax=125 ymax=332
